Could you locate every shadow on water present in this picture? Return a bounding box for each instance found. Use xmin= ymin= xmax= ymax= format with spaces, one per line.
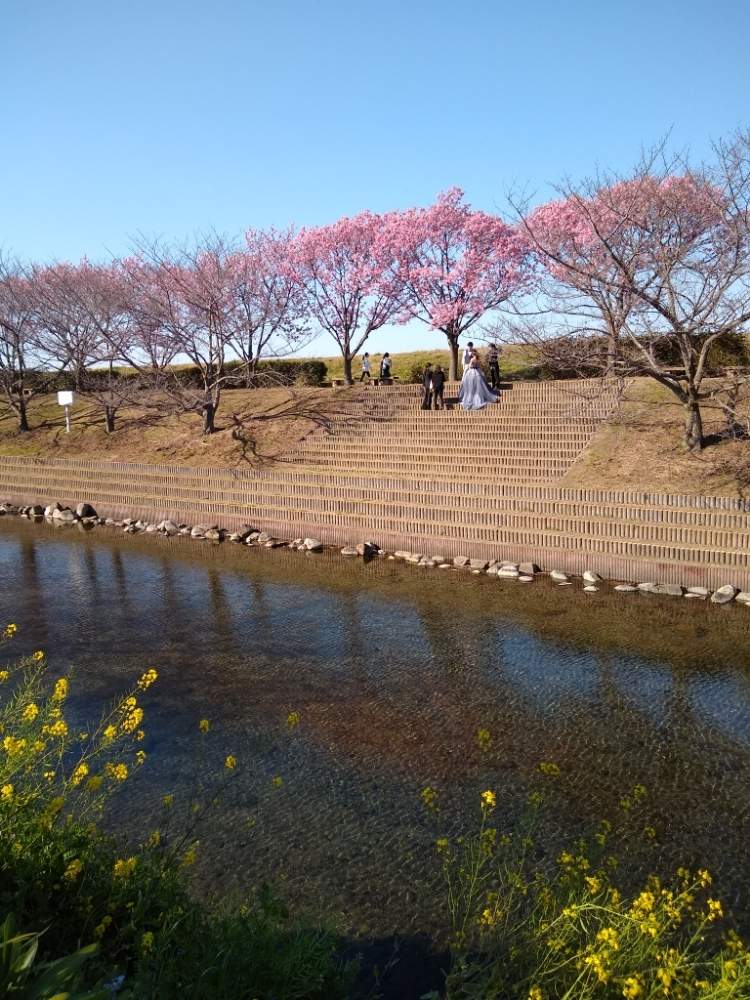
xmin=2 ymin=517 xmax=750 ymax=996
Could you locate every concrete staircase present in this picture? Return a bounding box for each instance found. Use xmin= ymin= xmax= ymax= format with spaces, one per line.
xmin=1 ymin=379 xmax=748 ymax=588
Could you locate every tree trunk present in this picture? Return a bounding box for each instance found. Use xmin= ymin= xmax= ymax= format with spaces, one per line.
xmin=446 ymin=334 xmax=459 ymax=382
xmin=104 ymin=406 xmax=116 ymax=433
xmin=683 ymin=397 xmax=704 ymax=451
xmin=343 ymin=354 xmax=353 ymax=386
xmin=202 ymin=401 xmax=216 ymax=434
xmin=17 ymin=394 xmax=29 ymax=433
xmin=605 ymin=330 xmax=618 ymax=375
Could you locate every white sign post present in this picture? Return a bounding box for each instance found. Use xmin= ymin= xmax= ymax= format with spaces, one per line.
xmin=57 ymin=391 xmax=74 ymax=433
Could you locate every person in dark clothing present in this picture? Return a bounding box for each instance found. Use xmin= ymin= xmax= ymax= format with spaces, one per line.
xmin=488 ymin=343 xmax=501 ymax=389
xmin=431 ymin=365 xmax=445 ymax=409
xmin=421 ymin=364 xmax=433 ymax=409
xmin=379 ymin=353 xmax=392 ymax=381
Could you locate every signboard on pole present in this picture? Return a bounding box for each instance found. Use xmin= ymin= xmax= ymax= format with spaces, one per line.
xmin=57 ymin=391 xmax=74 ymax=407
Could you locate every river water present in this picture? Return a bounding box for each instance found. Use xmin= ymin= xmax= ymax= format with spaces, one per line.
xmin=2 ymin=516 xmax=750 ymax=943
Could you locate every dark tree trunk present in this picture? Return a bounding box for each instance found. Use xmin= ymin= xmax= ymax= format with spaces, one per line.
xmin=202 ymin=401 xmax=216 ymax=434
xmin=104 ymin=406 xmax=116 ymax=433
xmin=446 ymin=333 xmax=459 ymax=382
xmin=605 ymin=330 xmax=618 ymax=375
xmin=683 ymin=396 xmax=704 ymax=451
xmin=343 ymin=354 xmax=354 ymax=386
xmin=17 ymin=393 xmax=29 ymax=433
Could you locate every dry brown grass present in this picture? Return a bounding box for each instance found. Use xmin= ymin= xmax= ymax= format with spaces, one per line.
xmin=561 ymin=378 xmax=750 ymax=497
xmin=0 ymin=387 xmax=353 ymax=468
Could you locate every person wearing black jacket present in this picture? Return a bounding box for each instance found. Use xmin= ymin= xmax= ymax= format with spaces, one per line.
xmin=431 ymin=365 xmax=445 ymax=409
xmin=421 ymin=364 xmax=433 ymax=410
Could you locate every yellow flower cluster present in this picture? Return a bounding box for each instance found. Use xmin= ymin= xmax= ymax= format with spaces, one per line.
xmin=32 ymin=650 xmax=44 ymax=661
xmin=106 ymin=762 xmax=129 ymax=782
xmin=21 ymin=703 xmax=39 ymax=722
xmin=113 ymin=856 xmax=137 ymax=879
xmin=286 ymin=711 xmax=301 ymax=729
xmin=52 ymin=678 xmax=68 ymax=702
xmin=3 ymin=735 xmax=27 ymax=756
xmin=271 ymin=775 xmax=283 ymax=787
xmin=137 ymin=668 xmax=158 ymax=690
xmin=1 ymin=783 xmax=13 ymax=802
xmin=225 ymin=755 xmax=237 ymax=770
xmin=3 ymin=623 xmax=18 ymax=639
xmin=199 ymin=718 xmax=210 ymax=733
xmin=141 ymin=930 xmax=154 ymax=952
xmin=420 ymin=786 xmax=438 ymax=810
xmin=71 ymin=762 xmax=89 ymax=786
xmin=621 ymin=975 xmax=643 ymax=998
xmin=44 ymin=720 xmax=68 ymax=738
xmin=435 ymin=837 xmax=450 ymax=854
xmin=63 ymin=858 xmax=83 ymax=881
xmin=475 ymin=727 xmax=492 ymax=751
xmin=0 ymin=670 xmax=8 ymax=683
xmin=538 ymin=761 xmax=561 ymax=776
xmin=480 ymin=789 xmax=496 ymax=810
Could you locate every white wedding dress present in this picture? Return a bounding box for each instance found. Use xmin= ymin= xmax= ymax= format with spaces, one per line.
xmin=458 ymin=361 xmax=499 ymax=410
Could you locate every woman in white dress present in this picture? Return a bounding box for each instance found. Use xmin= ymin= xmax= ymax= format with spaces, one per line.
xmin=458 ymin=351 xmax=499 ymax=410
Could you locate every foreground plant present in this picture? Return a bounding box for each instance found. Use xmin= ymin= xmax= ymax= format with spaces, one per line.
xmin=426 ymin=768 xmax=750 ymax=999
xmin=0 ymin=625 xmax=352 ymax=999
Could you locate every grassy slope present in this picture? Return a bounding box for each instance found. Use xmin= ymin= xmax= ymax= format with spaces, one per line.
xmin=560 ymin=378 xmax=750 ymax=497
xmin=1 ymin=363 xmax=748 ymax=497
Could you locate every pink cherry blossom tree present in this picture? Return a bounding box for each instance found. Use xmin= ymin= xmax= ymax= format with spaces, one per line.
xmin=287 ymin=211 xmax=400 ymax=385
xmin=227 ymin=228 xmax=310 ymax=387
xmin=515 ymin=135 xmax=750 ymax=451
xmin=384 ymin=188 xmax=531 ymax=380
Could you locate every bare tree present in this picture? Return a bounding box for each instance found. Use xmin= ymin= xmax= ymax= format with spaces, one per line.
xmin=0 ymin=255 xmax=43 ymax=432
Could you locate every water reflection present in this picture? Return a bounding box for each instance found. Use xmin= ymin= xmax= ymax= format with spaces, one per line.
xmin=1 ymin=517 xmax=749 ymax=937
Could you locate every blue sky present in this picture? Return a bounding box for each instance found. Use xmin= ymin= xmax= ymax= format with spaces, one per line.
xmin=3 ymin=0 xmax=749 ymax=355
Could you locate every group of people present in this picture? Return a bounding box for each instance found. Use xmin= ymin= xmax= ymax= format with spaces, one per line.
xmin=422 ymin=342 xmax=502 ymax=411
xmin=359 ymin=352 xmax=391 ymax=381
xmin=357 ymin=343 xmax=502 ymax=412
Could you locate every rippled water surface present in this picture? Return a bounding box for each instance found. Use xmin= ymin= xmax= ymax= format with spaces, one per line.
xmin=2 ymin=517 xmax=750 ymax=939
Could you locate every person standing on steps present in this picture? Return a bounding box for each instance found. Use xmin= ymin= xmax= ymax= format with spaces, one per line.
xmin=421 ymin=363 xmax=433 ymax=410
xmin=488 ymin=342 xmax=501 ymax=390
xmin=458 ymin=350 xmax=498 ymax=410
xmin=379 ymin=352 xmax=392 ymax=382
xmin=360 ymin=352 xmax=371 ymax=382
xmin=462 ymin=342 xmax=474 ymax=373
xmin=431 ymin=365 xmax=445 ymax=410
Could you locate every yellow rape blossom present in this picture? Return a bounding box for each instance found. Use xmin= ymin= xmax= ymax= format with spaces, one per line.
xmin=21 ymin=703 xmax=39 ymax=722
xmin=271 ymin=775 xmax=283 ymax=787
xmin=1 ymin=783 xmax=13 ymax=802
xmin=63 ymin=859 xmax=83 ymax=881
xmin=3 ymin=623 xmax=18 ymax=638
xmin=597 ymin=927 xmax=619 ymax=950
xmin=52 ymin=678 xmax=68 ymax=701
xmin=621 ymin=976 xmax=643 ymax=998
xmin=199 ymin=719 xmax=210 ymax=733
xmin=102 ymin=725 xmax=117 ymax=743
xmin=225 ymin=755 xmax=237 ymax=770
xmin=3 ymin=735 xmax=27 ymax=756
xmin=706 ymin=898 xmax=724 ymax=921
xmin=46 ymin=720 xmax=68 ymax=738
xmin=86 ymin=775 xmax=103 ymax=792
xmin=113 ymin=857 xmax=137 ymax=879
xmin=420 ymin=786 xmax=438 ymax=810
xmin=435 ymin=837 xmax=449 ymax=854
xmin=163 ymin=793 xmax=174 ymax=808
xmin=71 ymin=762 xmax=89 ymax=786
xmin=141 ymin=930 xmax=154 ymax=952
xmin=475 ymin=727 xmax=492 ymax=751
xmin=106 ymin=762 xmax=128 ymax=782
xmin=286 ymin=711 xmax=300 ymax=728
xmin=528 ymin=988 xmax=543 ymax=1000
xmin=137 ymin=668 xmax=158 ymax=690
xmin=538 ymin=761 xmax=560 ymax=776
xmin=480 ymin=789 xmax=496 ymax=810
xmin=32 ymin=650 xmax=44 ymax=661
xmin=0 ymin=671 xmax=8 ymax=682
